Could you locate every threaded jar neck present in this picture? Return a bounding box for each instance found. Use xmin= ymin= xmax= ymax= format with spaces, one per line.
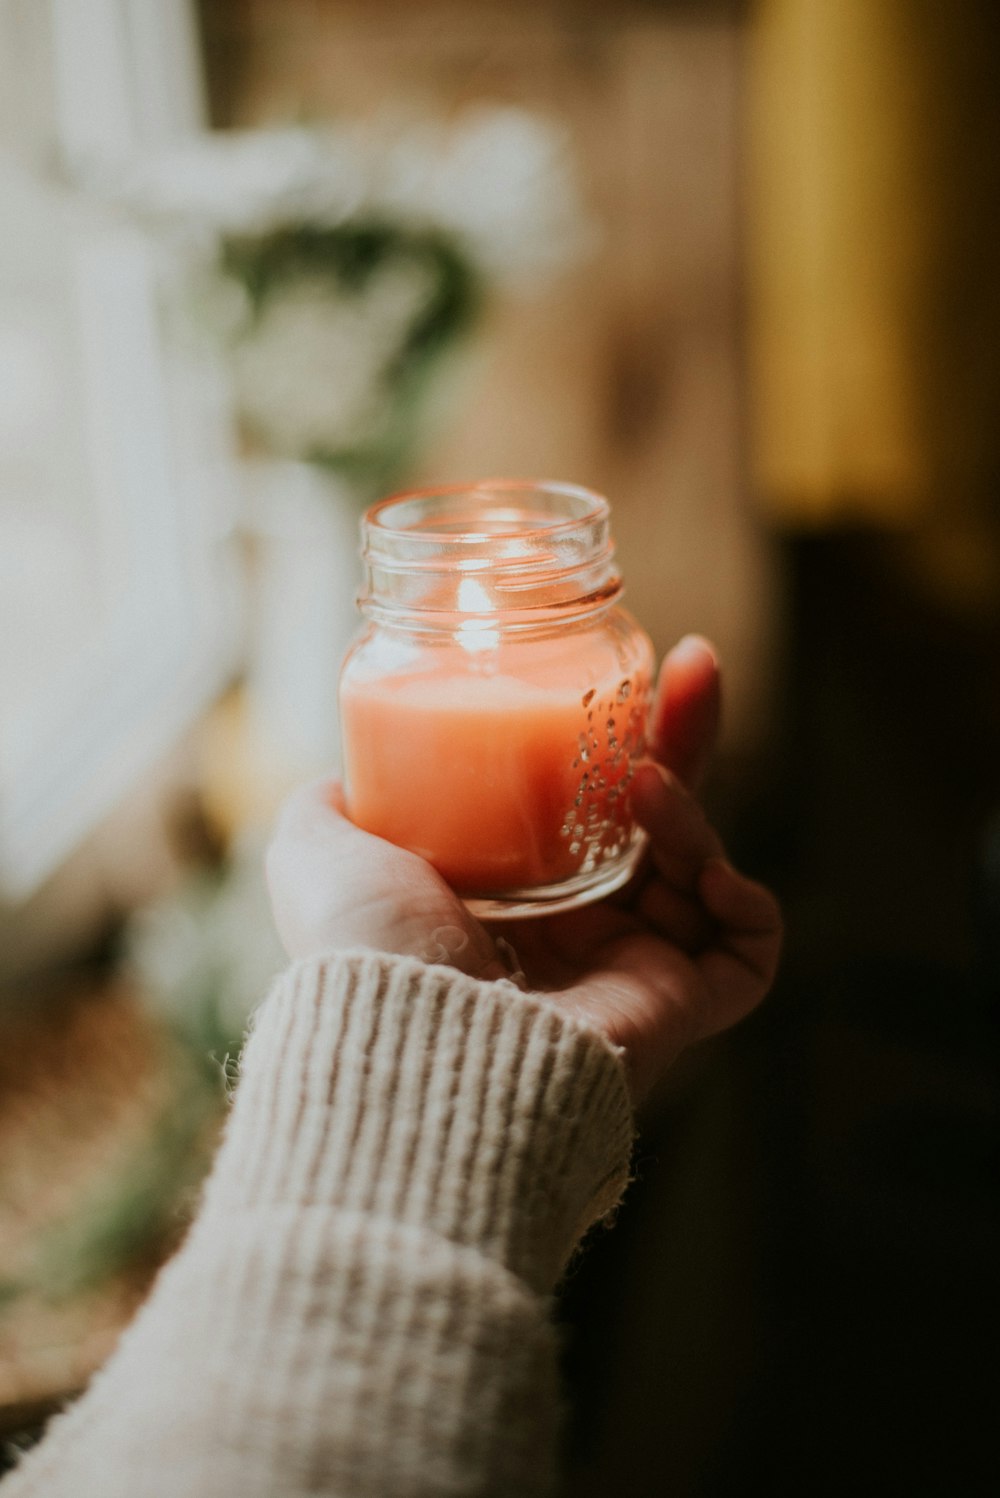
xmin=358 ymin=480 xmax=622 ymax=631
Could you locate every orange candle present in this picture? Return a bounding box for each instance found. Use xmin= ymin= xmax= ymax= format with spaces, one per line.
xmin=340 ymin=481 xmax=654 ymax=917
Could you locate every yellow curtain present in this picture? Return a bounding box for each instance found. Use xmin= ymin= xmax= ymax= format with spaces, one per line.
xmin=747 ymin=0 xmax=1000 ymax=605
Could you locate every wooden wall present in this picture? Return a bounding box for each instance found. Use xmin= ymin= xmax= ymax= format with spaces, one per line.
xmin=198 ymin=0 xmax=781 ymax=757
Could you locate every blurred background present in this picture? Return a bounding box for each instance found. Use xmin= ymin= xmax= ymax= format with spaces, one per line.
xmin=1 ymin=1 xmax=997 ymax=1491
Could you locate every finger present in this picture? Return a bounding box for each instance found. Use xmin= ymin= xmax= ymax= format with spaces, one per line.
xmin=649 ymin=635 xmax=721 ymax=792
xmin=694 ymin=858 xmax=783 ymax=1034
xmin=634 ymin=877 xmax=717 ymax=952
xmin=698 ymin=859 xmax=782 ymax=963
xmin=554 ymin=934 xmax=708 ymax=1103
xmin=630 ymin=762 xmax=724 ymax=888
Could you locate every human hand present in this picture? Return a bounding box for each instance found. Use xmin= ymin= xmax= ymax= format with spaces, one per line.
xmin=266 ymin=636 xmax=781 ymax=1106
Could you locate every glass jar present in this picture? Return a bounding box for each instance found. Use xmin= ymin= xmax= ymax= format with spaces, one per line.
xmin=339 ymin=480 xmax=655 ymax=917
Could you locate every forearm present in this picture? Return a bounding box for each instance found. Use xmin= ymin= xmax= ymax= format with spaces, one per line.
xmin=3 ymin=952 xmax=633 ymax=1498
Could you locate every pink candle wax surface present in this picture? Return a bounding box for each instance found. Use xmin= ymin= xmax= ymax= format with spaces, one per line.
xmin=341 ymin=636 xmax=652 ymax=896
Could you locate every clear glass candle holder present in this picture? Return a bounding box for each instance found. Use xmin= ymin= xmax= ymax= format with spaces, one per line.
xmin=339 ymin=479 xmax=655 ymax=918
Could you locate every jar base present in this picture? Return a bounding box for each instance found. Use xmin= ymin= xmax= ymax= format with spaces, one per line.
xmin=462 ymin=831 xmax=648 ymax=920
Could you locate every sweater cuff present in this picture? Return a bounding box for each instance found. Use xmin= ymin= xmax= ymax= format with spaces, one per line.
xmin=204 ymin=950 xmax=634 ymax=1293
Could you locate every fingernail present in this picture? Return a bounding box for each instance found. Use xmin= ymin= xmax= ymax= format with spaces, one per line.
xmin=672 ymin=634 xmax=720 ymax=669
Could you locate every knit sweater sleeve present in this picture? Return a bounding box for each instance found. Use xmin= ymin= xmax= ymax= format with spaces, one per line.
xmin=3 ymin=950 xmax=634 ymax=1498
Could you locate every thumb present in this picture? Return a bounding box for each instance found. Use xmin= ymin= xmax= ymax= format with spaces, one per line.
xmin=267 ymin=777 xmax=504 ymax=979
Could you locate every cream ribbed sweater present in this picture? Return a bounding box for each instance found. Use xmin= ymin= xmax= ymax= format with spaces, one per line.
xmin=4 ymin=950 xmax=634 ymax=1497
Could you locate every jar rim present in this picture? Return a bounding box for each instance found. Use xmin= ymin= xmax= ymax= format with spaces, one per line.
xmin=364 ymin=478 xmax=609 ymax=547
xmin=358 ymin=478 xmax=620 ymax=624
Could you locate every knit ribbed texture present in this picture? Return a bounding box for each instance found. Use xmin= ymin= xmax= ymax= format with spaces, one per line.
xmin=2 ymin=951 xmax=633 ymax=1498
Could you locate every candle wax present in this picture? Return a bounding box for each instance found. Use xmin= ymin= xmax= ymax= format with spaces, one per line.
xmin=341 ymin=657 xmax=649 ymax=894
